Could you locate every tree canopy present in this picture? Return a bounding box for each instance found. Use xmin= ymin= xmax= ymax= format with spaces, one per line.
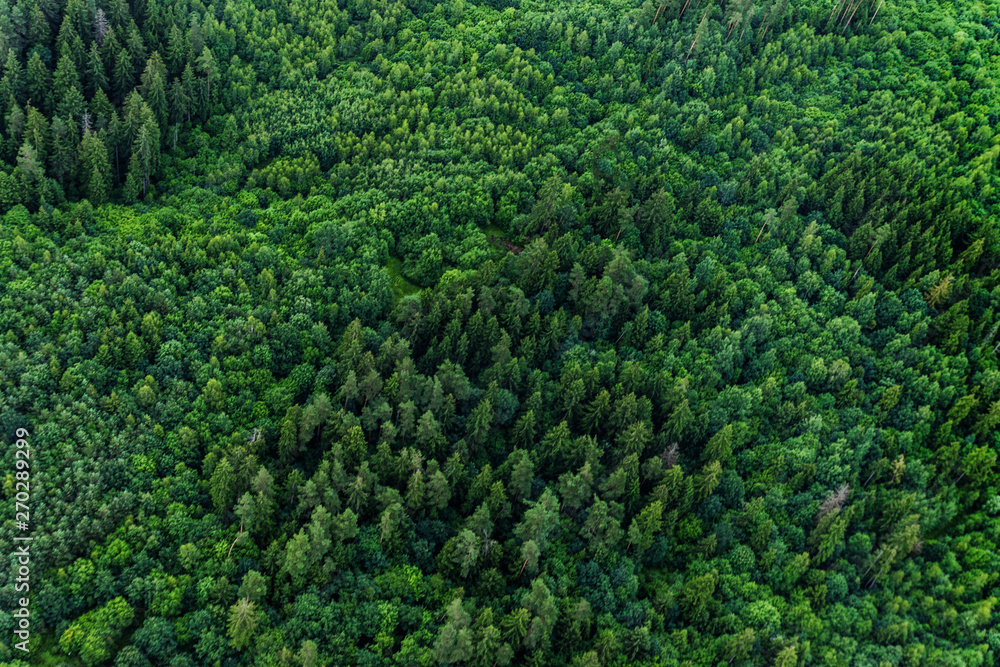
xmin=1 ymin=0 xmax=999 ymax=665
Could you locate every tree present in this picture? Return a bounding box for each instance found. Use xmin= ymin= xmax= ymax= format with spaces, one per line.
xmin=113 ymin=47 xmax=134 ymax=101
xmin=130 ymin=118 xmax=159 ymax=197
xmin=132 ymin=617 xmax=177 ymax=664
xmin=680 ymin=570 xmax=717 ymax=624
xmin=237 ymin=570 xmax=267 ymax=604
xmin=210 ymin=457 xmax=237 ymax=513
xmin=558 ymin=463 xmax=594 ymax=513
xmin=203 ymin=378 xmax=225 ymax=411
xmin=581 ymin=496 xmax=623 ymax=562
xmin=664 ymin=398 xmax=695 ymax=442
xmin=49 ymin=117 xmax=77 ymax=187
xmin=24 ymin=105 xmax=49 ymax=161
xmin=512 ymin=409 xmax=537 ymax=446
xmin=168 ymin=76 xmax=191 ymax=131
xmin=196 ymin=47 xmax=219 ymax=110
xmin=2 ymin=51 xmax=25 ymax=105
xmin=518 ymin=539 xmax=540 ymax=577
xmin=79 ymin=130 xmax=111 ymax=205
xmin=126 ymin=25 xmax=147 ymax=73
xmin=617 ymin=420 xmax=653 ymax=457
xmin=94 ymin=9 xmax=110 ymax=45
xmin=466 ymin=396 xmax=493 ymax=449
xmin=227 ymin=598 xmax=260 ymax=650
xmin=28 ymin=3 xmax=50 ymax=46
xmin=181 ymin=62 xmax=198 ymax=120
xmin=509 ymin=450 xmax=534 ymax=501
xmin=925 ymin=274 xmax=953 ymax=309
xmin=278 ymin=405 xmax=302 ymax=462
xmin=514 ymin=488 xmax=560 ymax=550
xmin=297 ymin=641 xmax=320 ymax=667
xmin=166 ymin=23 xmax=187 ymax=72
xmin=379 ymin=501 xmax=404 ymax=549
xmin=53 ymin=54 xmax=82 ymax=105
xmin=60 ymin=597 xmax=135 ymax=666
xmin=451 ymin=529 xmax=481 ymax=578
xmin=521 ymin=577 xmax=558 ymax=650
xmin=703 ymin=423 xmax=733 ymax=463
xmin=693 ymin=460 xmax=722 ymax=501
xmin=627 ymin=500 xmax=663 ymax=555
xmin=140 ymin=52 xmax=168 ymax=128
xmin=434 ymin=598 xmax=473 ymax=664
xmin=962 ymin=446 xmax=996 ymax=488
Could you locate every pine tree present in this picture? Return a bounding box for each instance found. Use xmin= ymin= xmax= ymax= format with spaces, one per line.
xmin=210 ymin=457 xmax=237 ymax=513
xmin=514 ymin=488 xmax=560 ymax=550
xmin=511 ymin=409 xmax=537 ymax=446
xmin=25 ymin=52 xmax=51 ymax=112
xmin=87 ymin=42 xmax=109 ymax=96
xmin=143 ymin=0 xmax=169 ymax=47
xmin=925 ymin=274 xmax=953 ymax=309
xmin=55 ymin=16 xmax=86 ymax=73
xmin=278 ymin=405 xmax=302 ymax=463
xmin=56 ymin=86 xmax=85 ymax=124
xmin=24 ymin=105 xmax=49 ymax=161
xmin=451 ymin=529 xmax=481 ymax=578
xmin=108 ymin=0 xmax=130 ymax=29
xmin=693 ymin=460 xmax=722 ymax=501
xmin=5 ymin=102 xmax=26 ymax=145
xmin=2 ymin=51 xmax=25 ymax=106
xmin=16 ymin=140 xmax=44 ymax=184
xmin=703 ymin=423 xmax=734 ymax=463
xmin=558 ymin=463 xmax=594 ymax=513
xmin=196 ymin=47 xmax=219 ymax=112
xmin=90 ymin=88 xmax=114 ymax=130
xmin=519 ymin=539 xmax=540 ymax=576
xmin=49 ymin=116 xmax=77 ymax=188
xmin=581 ymin=495 xmax=623 ymax=562
xmin=126 ymin=24 xmax=147 ymax=72
xmin=466 ymin=396 xmax=493 ymax=450
xmin=626 ymin=500 xmax=663 ymax=555
xmin=226 ymin=598 xmax=260 ymax=650
xmin=509 ymin=450 xmax=534 ymax=501
xmin=64 ymin=0 xmax=89 ymax=41
xmin=434 ymin=598 xmax=473 ymax=663
xmin=28 ymin=3 xmax=50 ymax=45
xmin=167 ymin=23 xmax=188 ymax=74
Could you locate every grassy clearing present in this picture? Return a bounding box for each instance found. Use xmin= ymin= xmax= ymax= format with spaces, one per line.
xmin=384 ymin=257 xmax=421 ymax=301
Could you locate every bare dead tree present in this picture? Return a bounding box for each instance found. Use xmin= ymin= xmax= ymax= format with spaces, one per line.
xmin=227 ymin=521 xmax=245 ymax=558
xmin=661 ymin=442 xmax=680 ymax=468
xmin=94 ymin=9 xmax=110 ymax=46
xmin=817 ymin=484 xmax=850 ymax=521
xmin=756 ymin=10 xmax=769 ymax=38
xmin=869 ymin=0 xmax=885 ymax=24
xmin=738 ymin=6 xmax=756 ymax=41
xmin=838 ymin=0 xmax=856 ymax=23
xmin=726 ymin=14 xmax=740 ymax=40
xmin=685 ymin=15 xmax=709 ymax=62
xmin=862 ymin=548 xmax=884 ymax=576
xmin=843 ymin=0 xmax=863 ymax=31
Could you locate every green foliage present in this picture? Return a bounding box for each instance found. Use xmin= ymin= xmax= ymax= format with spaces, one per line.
xmin=58 ymin=597 xmax=134 ymax=666
xmin=2 ymin=0 xmax=1000 ymax=665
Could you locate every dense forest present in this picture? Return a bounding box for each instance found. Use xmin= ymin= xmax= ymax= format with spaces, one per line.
xmin=0 ymin=0 xmax=999 ymax=664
